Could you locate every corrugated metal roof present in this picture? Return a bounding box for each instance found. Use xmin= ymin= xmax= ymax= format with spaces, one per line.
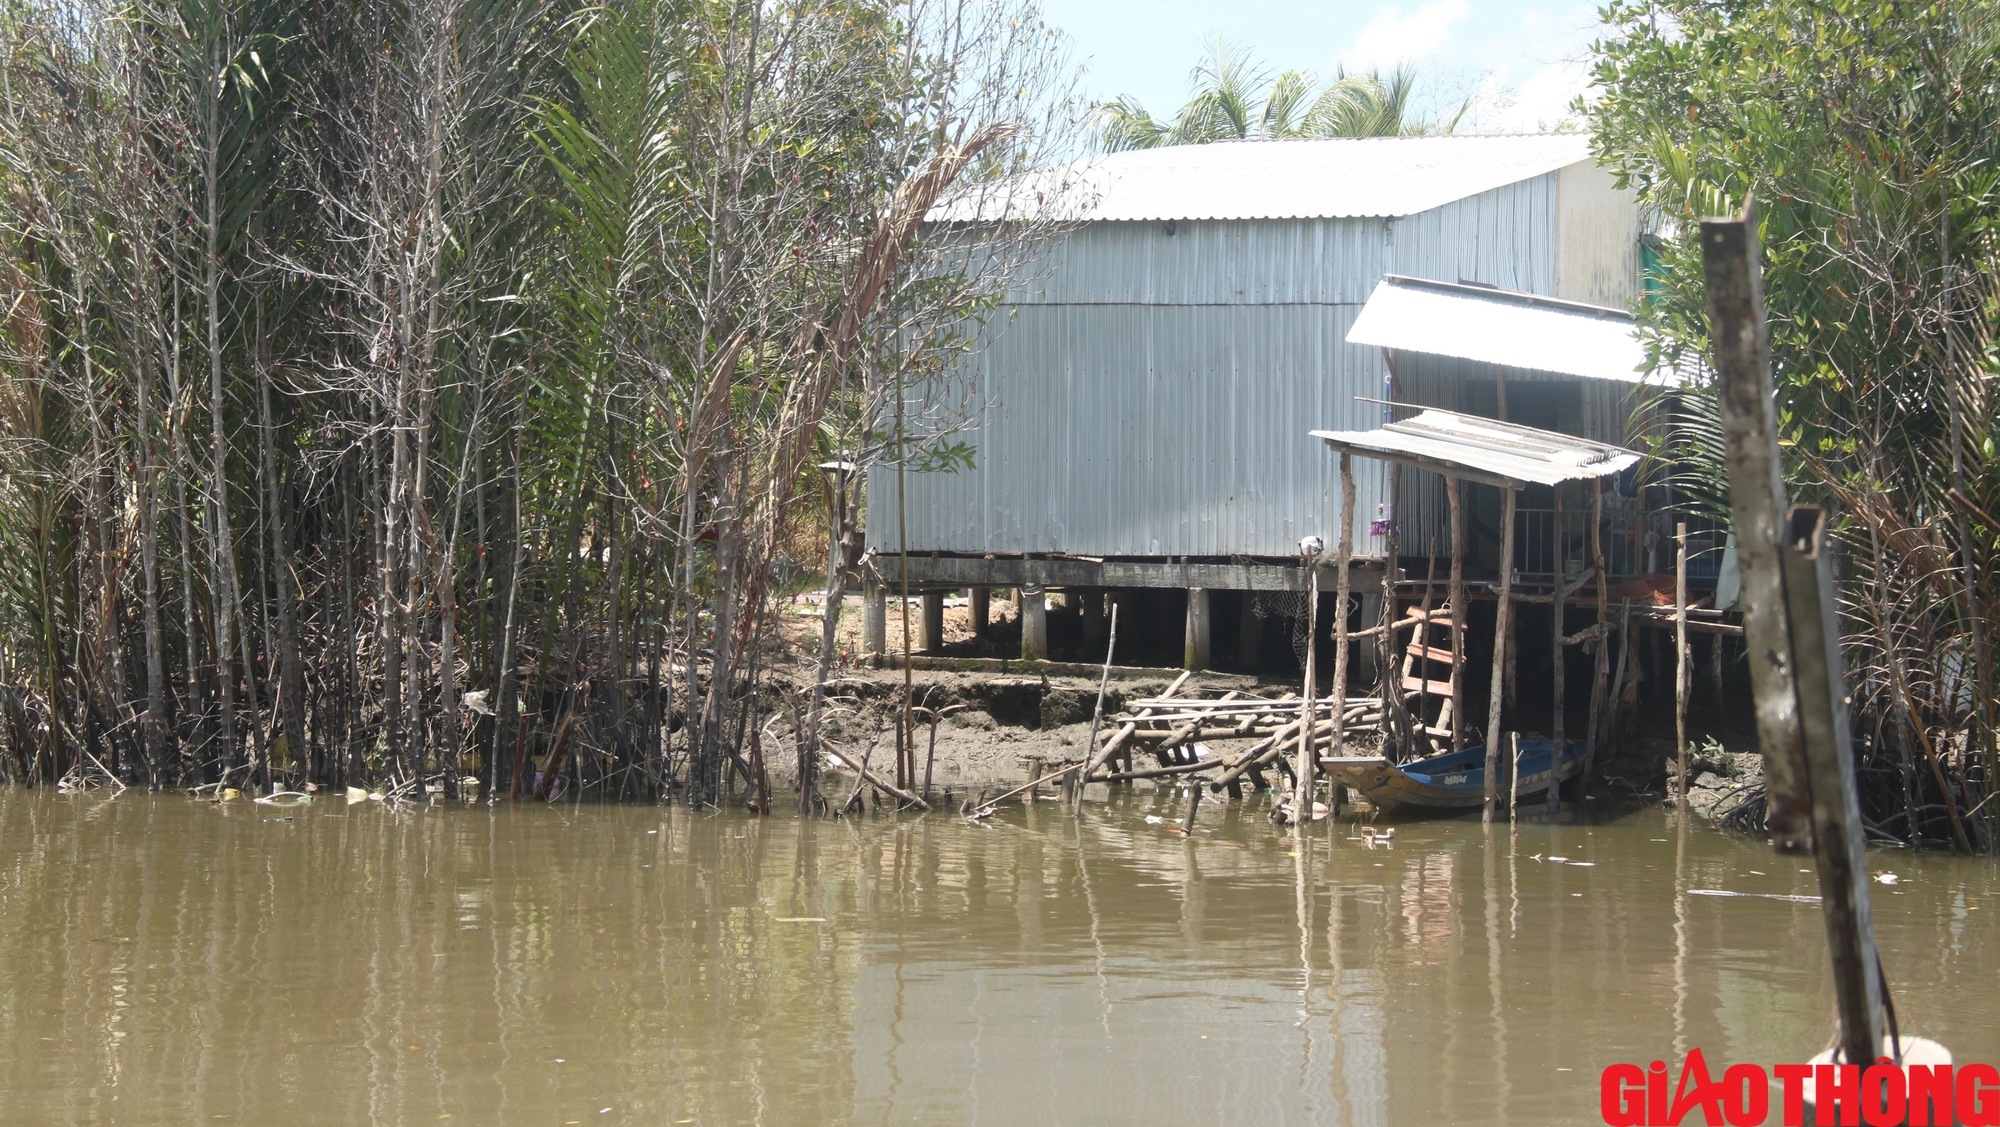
xmin=1310 ymin=408 xmax=1639 ymax=488
xmin=1346 ymin=275 xmax=1664 ymax=383
xmin=930 ymin=134 xmax=1594 ymax=223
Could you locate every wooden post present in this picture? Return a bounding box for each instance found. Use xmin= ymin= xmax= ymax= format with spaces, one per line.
xmin=1548 ymin=482 xmax=1566 ymax=815
xmin=1414 ymin=540 xmax=1438 ymax=753
xmin=1297 ymin=553 xmax=1320 ymax=833
xmin=1783 ymin=507 xmax=1887 ymax=1066
xmin=1675 ymin=522 xmax=1689 ymax=801
xmin=1071 ymin=604 xmax=1121 ymax=815
xmin=1484 ymin=485 xmax=1516 ymax=823
xmin=863 ymin=584 xmax=887 ymax=655
xmin=922 ymin=591 xmax=945 ymax=653
xmin=1606 ymin=597 xmax=1634 ymax=750
xmin=1711 ymin=634 xmax=1724 ymax=711
xmin=1184 ymin=587 xmax=1212 ymax=672
xmin=1020 ymin=586 xmax=1048 ymax=660
xmin=1331 ymin=453 xmax=1356 ymax=779
xmin=1447 ymin=476 xmax=1467 ymax=752
xmin=970 ymin=587 xmax=990 ymax=637
xmin=1584 ymin=478 xmax=1611 ymax=784
xmin=1508 ymin=731 xmax=1521 ymax=826
xmin=1080 ymin=586 xmax=1102 ymax=646
xmin=1699 ymin=204 xmax=1812 ymax=854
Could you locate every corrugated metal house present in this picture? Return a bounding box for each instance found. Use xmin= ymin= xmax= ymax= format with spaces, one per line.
xmin=862 ymin=134 xmax=1647 ymax=664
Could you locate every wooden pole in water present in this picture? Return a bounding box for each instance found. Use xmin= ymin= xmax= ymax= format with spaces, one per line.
xmin=1548 ymin=483 xmax=1566 ymax=815
xmin=1704 ymin=206 xmax=1884 ymax=1065
xmin=1297 ymin=550 xmax=1320 ymax=832
xmin=1415 ymin=539 xmax=1438 ymax=755
xmin=1448 ymin=476 xmax=1467 ymax=752
xmin=1676 ymin=522 xmax=1689 ymax=802
xmin=1584 ymin=479 xmax=1611 ymax=786
xmin=1508 ymin=730 xmax=1520 ymax=827
xmin=1484 ymin=485 xmax=1516 ymax=824
xmin=1331 ymin=453 xmax=1356 ymax=806
xmin=1698 ymin=202 xmax=1812 ymax=855
xmin=1071 ymin=604 xmax=1120 ymax=815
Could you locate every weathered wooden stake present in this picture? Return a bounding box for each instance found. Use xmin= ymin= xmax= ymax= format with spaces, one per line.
xmin=1606 ymin=597 xmax=1634 ymax=750
xmin=1484 ymin=485 xmax=1516 ymax=824
xmin=970 ymin=587 xmax=990 ymax=636
xmin=1447 ymin=476 xmax=1467 ymax=752
xmin=1331 ymin=453 xmax=1356 ymax=810
xmin=1548 ymin=483 xmax=1566 ymax=816
xmin=1701 ymin=205 xmax=1812 ymax=854
xmin=1414 ymin=540 xmax=1438 ymax=755
xmin=1508 ymin=730 xmax=1521 ymax=827
xmin=1071 ymin=604 xmax=1121 ymax=815
xmin=1675 ymin=522 xmax=1689 ymax=801
xmin=1704 ymin=204 xmax=1884 ymax=1065
xmin=1584 ymin=478 xmax=1611 ymax=786
xmin=1297 ymin=548 xmax=1321 ymax=834
xmin=1711 ymin=634 xmax=1724 ymax=710
xmin=1784 ymin=507 xmax=1886 ymax=1067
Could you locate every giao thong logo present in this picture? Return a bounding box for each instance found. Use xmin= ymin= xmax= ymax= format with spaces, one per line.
xmin=1600 ymin=1048 xmax=2000 ymax=1126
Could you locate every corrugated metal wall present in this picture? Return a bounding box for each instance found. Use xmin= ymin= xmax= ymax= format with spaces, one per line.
xmin=867 ymin=173 xmax=1583 ymax=566
xmin=1390 ymin=351 xmax=1646 ymax=556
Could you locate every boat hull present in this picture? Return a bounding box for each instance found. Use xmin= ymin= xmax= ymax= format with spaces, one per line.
xmin=1321 ymin=740 xmax=1585 ymax=813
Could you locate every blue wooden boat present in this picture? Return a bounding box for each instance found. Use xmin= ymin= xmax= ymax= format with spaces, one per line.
xmin=1320 ymin=739 xmax=1586 ymax=813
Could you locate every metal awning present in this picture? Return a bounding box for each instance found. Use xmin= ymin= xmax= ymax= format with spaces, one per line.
xmin=1310 ymin=409 xmax=1640 ymax=489
xmin=1346 ymin=276 xmax=1673 ymax=385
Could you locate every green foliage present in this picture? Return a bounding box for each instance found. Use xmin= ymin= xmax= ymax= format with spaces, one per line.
xmin=1588 ymin=1 xmax=2000 ymax=830
xmin=1091 ymin=37 xmax=1452 ymax=151
xmin=1588 ymin=0 xmax=2000 ymax=479
xmin=0 ymin=0 xmax=1074 ymax=794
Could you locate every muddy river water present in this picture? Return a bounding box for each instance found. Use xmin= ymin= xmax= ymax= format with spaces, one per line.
xmin=2 ymin=786 xmax=1996 ymax=1125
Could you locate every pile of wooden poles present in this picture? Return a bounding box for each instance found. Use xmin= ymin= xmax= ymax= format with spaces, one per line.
xmin=1079 ymin=673 xmax=1382 ymax=796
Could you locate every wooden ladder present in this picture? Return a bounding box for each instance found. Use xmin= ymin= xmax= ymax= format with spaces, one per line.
xmin=1398 ymin=604 xmax=1457 ymax=756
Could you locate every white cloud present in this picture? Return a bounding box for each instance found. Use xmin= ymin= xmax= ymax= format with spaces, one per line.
xmin=1334 ymin=2 xmax=1472 ymax=73
xmin=1496 ymin=60 xmax=1591 ymax=131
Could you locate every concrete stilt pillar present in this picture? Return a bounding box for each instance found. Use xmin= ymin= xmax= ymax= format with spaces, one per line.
xmin=1184 ymin=587 xmax=1212 ymax=671
xmin=921 ymin=591 xmax=945 ymax=653
xmin=970 ymin=587 xmax=990 ymax=636
xmin=863 ymin=584 xmax=886 ymax=655
xmin=1080 ymin=587 xmax=1104 ymax=647
xmin=1020 ymin=586 xmax=1048 ymax=660
xmin=1238 ymin=592 xmax=1264 ymax=670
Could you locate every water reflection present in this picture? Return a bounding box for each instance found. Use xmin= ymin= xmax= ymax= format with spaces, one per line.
xmin=1 ymin=786 xmax=1997 ymax=1125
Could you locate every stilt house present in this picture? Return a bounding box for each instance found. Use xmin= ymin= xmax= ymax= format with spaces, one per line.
xmin=863 ymin=134 xmax=1665 ymax=669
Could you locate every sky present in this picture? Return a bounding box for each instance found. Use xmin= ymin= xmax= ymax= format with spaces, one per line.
xmin=1036 ymin=1 xmax=1610 ymax=133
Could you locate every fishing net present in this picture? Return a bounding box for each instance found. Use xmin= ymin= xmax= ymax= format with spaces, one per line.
xmin=1250 ymin=589 xmax=1312 ymax=668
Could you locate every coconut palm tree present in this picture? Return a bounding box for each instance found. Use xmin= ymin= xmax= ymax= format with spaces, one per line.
xmin=1092 ymin=38 xmax=1459 ymax=151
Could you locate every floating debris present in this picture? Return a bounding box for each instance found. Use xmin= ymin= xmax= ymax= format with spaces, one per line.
xmin=1689 ymin=889 xmax=1822 ymax=904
